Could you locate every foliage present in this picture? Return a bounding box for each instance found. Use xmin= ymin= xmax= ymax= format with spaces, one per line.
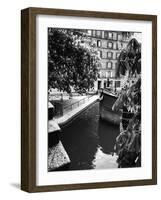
xmin=116 ymin=38 xmax=141 ymax=77
xmin=48 ymin=28 xmax=100 ymax=94
xmin=113 ymin=38 xmax=141 ymax=168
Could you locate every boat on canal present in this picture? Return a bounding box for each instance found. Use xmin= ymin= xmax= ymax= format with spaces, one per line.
xmin=99 ymin=89 xmax=122 ymax=125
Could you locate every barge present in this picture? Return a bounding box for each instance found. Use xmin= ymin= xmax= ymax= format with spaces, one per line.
xmin=99 ymin=90 xmax=121 ymax=125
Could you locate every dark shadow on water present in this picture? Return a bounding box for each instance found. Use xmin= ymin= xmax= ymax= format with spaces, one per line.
xmin=98 ymin=118 xmax=119 ymax=154
xmin=10 ymin=183 xmax=20 ymax=189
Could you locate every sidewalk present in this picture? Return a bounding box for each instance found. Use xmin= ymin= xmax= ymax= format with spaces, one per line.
xmin=53 ymin=95 xmax=99 ymax=126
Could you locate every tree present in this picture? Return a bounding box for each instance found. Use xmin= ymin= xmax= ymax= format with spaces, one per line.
xmin=48 ymin=28 xmax=100 ymax=94
xmin=116 ymin=38 xmax=141 ymax=77
xmin=113 ymin=38 xmax=141 ymax=168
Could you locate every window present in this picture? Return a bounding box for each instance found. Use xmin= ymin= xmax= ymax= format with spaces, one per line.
xmin=107 ymin=52 xmax=113 ymax=59
xmin=97 ymin=50 xmax=102 ymax=58
xmin=102 ymin=31 xmax=105 ymax=38
xmin=102 ymin=62 xmax=106 ymax=69
xmin=97 ymin=62 xmax=102 ymax=69
xmin=116 ymin=53 xmax=120 ymax=59
xmin=113 ymin=42 xmax=117 ymax=50
xmin=87 ymin=30 xmax=92 ymax=36
xmin=104 ymin=81 xmax=107 ymax=88
xmin=97 ymin=40 xmax=101 ymax=47
xmin=104 ymin=31 xmax=108 ymax=38
xmin=107 ymin=71 xmax=112 ymax=77
xmin=118 ymin=34 xmax=122 ymax=41
xmin=108 ymin=42 xmax=113 ymax=49
xmin=115 ymin=81 xmax=121 ymax=88
xmin=113 ymin=32 xmax=117 ymax=40
xmin=113 ymin=52 xmax=116 ymax=59
xmin=118 ymin=42 xmax=124 ymax=50
xmin=107 ymin=62 xmax=112 ymax=69
xmin=92 ymin=30 xmax=96 ymax=37
xmin=96 ymin=30 xmax=101 ymax=37
xmin=115 ymin=62 xmax=118 ymax=68
xmin=108 ymin=32 xmax=113 ymax=39
xmin=102 ymin=51 xmax=107 ymax=59
xmin=101 ymin=40 xmax=107 ymax=48
xmin=98 ymin=71 xmax=101 ymax=78
xmin=101 ymin=71 xmax=106 ymax=78
xmin=122 ymin=43 xmax=126 ymax=48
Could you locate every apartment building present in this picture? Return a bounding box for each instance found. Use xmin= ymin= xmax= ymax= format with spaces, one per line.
xmin=87 ymin=30 xmax=133 ymax=91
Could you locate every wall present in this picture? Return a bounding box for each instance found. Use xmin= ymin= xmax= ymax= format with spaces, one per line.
xmin=0 ymin=0 xmax=160 ymax=199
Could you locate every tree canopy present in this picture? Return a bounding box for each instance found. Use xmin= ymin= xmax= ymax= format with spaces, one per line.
xmin=48 ymin=28 xmax=100 ymax=94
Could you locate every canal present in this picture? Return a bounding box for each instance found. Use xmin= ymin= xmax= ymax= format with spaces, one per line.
xmin=59 ymin=101 xmax=120 ymax=170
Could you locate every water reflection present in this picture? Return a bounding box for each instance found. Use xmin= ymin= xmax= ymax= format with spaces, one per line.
xmin=92 ymin=146 xmax=118 ymax=169
xmin=60 ymin=102 xmax=119 ymax=170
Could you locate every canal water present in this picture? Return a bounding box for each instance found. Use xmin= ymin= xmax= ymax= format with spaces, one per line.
xmin=60 ymin=101 xmax=120 ymax=170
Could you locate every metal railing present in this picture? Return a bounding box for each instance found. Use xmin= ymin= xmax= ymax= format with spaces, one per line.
xmin=49 ymin=92 xmax=83 ymax=101
xmin=63 ymin=95 xmax=93 ymax=115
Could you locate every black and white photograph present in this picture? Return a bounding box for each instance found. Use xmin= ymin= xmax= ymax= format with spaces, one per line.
xmin=47 ymin=28 xmax=142 ymax=172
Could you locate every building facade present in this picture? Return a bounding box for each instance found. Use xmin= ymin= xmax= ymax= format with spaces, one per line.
xmin=87 ymin=30 xmax=134 ymax=91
